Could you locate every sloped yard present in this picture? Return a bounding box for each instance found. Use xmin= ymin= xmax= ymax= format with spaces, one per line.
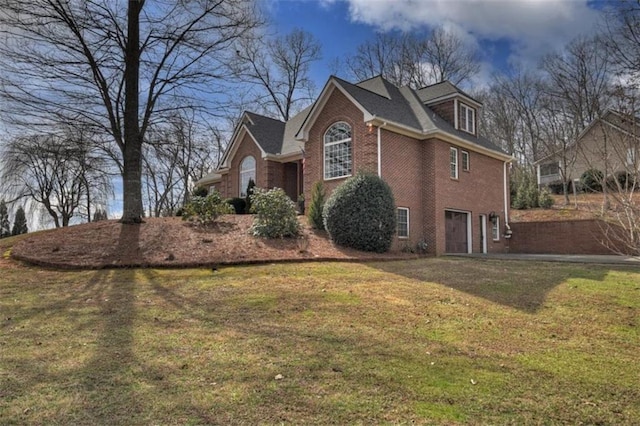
xmin=1 ymin=233 xmax=639 ymax=424
xmin=10 ymin=215 xmax=415 ymax=269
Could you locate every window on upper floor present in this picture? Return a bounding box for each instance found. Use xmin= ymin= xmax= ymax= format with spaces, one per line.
xmin=461 ymin=150 xmax=470 ymax=172
xmin=324 ymin=122 xmax=352 ymax=180
xmin=460 ymin=103 xmax=476 ymax=134
xmin=397 ymin=207 xmax=409 ymax=238
xmin=239 ymin=155 xmax=256 ymax=197
xmin=450 ymin=147 xmax=458 ymax=179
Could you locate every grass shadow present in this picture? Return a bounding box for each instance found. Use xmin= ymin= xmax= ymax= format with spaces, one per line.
xmin=369 ymin=257 xmax=620 ymax=313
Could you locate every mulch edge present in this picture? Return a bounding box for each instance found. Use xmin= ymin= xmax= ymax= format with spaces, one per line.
xmin=10 ymin=251 xmax=424 ymax=271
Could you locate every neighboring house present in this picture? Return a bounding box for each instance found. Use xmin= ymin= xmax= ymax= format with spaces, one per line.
xmin=536 ymin=110 xmax=640 ymax=188
xmin=198 ymin=75 xmax=513 ymax=255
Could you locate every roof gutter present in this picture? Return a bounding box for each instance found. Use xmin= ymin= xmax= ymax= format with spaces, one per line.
xmin=365 ymin=117 xmax=513 ymax=162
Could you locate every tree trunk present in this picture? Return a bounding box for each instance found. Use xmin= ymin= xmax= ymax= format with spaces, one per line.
xmin=121 ymin=0 xmax=144 ymax=224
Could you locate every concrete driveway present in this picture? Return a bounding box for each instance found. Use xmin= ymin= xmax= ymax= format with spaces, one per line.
xmin=449 ymin=253 xmax=640 ymax=266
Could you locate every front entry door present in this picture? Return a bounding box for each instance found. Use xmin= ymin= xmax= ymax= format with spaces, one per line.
xmin=445 ymin=210 xmax=468 ymax=253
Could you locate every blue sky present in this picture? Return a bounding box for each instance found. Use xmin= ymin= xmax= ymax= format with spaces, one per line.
xmin=266 ymin=0 xmax=608 ymax=89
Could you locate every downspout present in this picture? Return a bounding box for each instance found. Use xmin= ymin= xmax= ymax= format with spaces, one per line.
xmin=504 ymin=161 xmax=512 ymax=232
xmin=377 ymin=122 xmax=387 ymax=177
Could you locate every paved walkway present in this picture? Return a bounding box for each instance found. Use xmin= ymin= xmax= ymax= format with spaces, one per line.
xmin=449 ymin=253 xmax=640 ymax=266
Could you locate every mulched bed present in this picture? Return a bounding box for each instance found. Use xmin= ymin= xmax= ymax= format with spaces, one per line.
xmin=11 ymin=215 xmax=418 ymax=270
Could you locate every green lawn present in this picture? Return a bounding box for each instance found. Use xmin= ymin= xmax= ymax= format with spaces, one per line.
xmin=1 ymin=244 xmax=639 ymax=424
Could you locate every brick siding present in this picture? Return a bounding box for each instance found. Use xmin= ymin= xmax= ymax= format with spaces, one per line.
xmin=430 ymin=100 xmax=456 ymax=127
xmin=303 ymin=88 xmax=509 ymax=255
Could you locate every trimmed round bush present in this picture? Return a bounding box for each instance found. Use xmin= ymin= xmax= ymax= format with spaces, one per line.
xmin=580 ymin=168 xmax=603 ymax=192
xmin=323 ymin=173 xmax=396 ymax=253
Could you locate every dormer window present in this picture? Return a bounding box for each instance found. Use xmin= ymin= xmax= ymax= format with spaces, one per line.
xmin=460 ymin=103 xmax=475 ymax=134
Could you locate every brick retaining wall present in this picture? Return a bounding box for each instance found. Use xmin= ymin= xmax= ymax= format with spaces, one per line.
xmin=508 ymin=219 xmax=626 ymax=255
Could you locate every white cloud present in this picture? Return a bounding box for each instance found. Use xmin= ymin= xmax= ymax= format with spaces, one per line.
xmin=342 ymin=0 xmax=601 ymax=68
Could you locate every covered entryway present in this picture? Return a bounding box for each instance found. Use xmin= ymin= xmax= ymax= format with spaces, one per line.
xmin=445 ymin=210 xmax=470 ymax=253
xmin=282 ymin=160 xmax=303 ymax=203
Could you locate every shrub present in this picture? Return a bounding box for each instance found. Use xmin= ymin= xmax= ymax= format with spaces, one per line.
xmin=547 ymin=180 xmax=574 ymax=195
xmin=538 ymin=188 xmax=555 ymax=208
xmin=226 ymin=197 xmax=247 ymax=214
xmin=182 ymin=190 xmax=233 ymax=226
xmin=511 ymin=170 xmax=561 ymax=209
xmin=307 ymin=181 xmax=326 ymax=230
xmin=250 ymin=187 xmax=300 ymax=238
xmin=323 ymin=173 xmax=396 ymax=253
xmin=245 ymin=178 xmax=256 ymax=213
xmin=192 ymin=186 xmax=209 ymax=197
xmin=580 ymin=168 xmax=603 ymax=192
xmin=607 ymin=171 xmax=637 ymax=191
xmin=512 ymin=172 xmax=538 ymax=209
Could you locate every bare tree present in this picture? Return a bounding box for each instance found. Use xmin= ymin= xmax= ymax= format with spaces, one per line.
xmin=583 ymin=103 xmax=640 ymax=254
xmin=143 ymin=113 xmax=217 ymax=217
xmin=542 ymin=36 xmax=612 ymax=136
xmin=232 ymin=28 xmax=321 ymax=121
xmin=0 ymin=0 xmax=259 ymax=223
xmin=604 ymin=1 xmax=640 ymax=92
xmin=2 ymin=131 xmax=110 ymax=227
xmin=344 ymin=27 xmax=479 ymax=88
xmin=0 ymin=200 xmax=11 ymax=238
xmin=537 ymin=97 xmax=578 ymax=204
xmin=476 ymin=87 xmax=520 ymax=156
xmin=346 ymin=33 xmax=411 ymax=86
xmin=415 ymin=26 xmax=480 ymax=87
xmin=490 ymin=69 xmax=545 ymax=167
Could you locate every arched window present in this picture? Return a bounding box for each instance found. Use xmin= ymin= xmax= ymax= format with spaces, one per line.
xmin=324 ymin=122 xmax=352 ymax=179
xmin=239 ymin=156 xmax=256 ymax=197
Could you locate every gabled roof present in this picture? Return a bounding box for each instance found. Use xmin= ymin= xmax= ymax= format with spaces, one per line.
xmin=356 ymin=75 xmax=391 ymax=99
xmin=534 ymin=110 xmax=640 ymax=165
xmin=243 ymin=112 xmax=286 ymax=155
xmin=296 ymin=75 xmax=509 ymax=160
xmin=281 ymin=105 xmax=312 ymax=157
xmin=417 ymin=81 xmax=481 ymax=107
xmin=336 ymin=76 xmax=423 ymax=130
xmin=214 ymin=75 xmax=510 ymax=176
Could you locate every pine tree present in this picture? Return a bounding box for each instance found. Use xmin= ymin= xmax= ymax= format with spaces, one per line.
xmin=11 ymin=206 xmax=28 ymax=236
xmin=93 ymin=208 xmax=108 ymax=222
xmin=307 ymin=181 xmax=326 ymax=230
xmin=0 ymin=200 xmax=11 ymax=238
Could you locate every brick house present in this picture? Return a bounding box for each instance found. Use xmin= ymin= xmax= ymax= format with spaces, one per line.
xmin=198 ymin=75 xmax=513 ymax=255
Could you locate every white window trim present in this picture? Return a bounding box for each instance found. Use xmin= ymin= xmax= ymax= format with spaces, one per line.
xmin=450 ymin=147 xmax=458 ymax=179
xmin=492 ymin=215 xmax=500 ymax=241
xmin=397 ymin=207 xmax=409 ymax=239
xmin=323 ymin=121 xmax=353 ymax=181
xmin=462 ymin=150 xmax=469 ymax=171
xmin=239 ymin=156 xmax=256 ymax=197
xmin=460 ymin=103 xmax=475 ymax=134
